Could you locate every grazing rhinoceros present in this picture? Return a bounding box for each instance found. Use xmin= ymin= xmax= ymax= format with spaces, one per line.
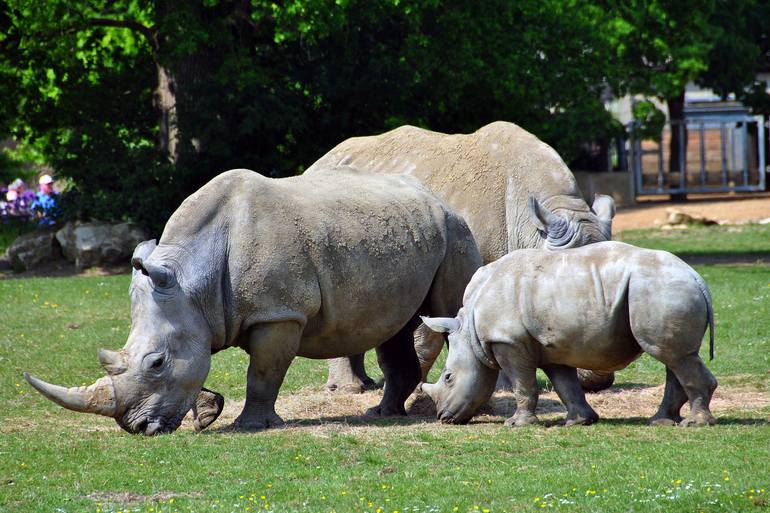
xmin=306 ymin=121 xmax=616 ymax=393
xmin=24 ymin=167 xmax=481 ymax=434
xmin=421 ymin=241 xmax=717 ymax=428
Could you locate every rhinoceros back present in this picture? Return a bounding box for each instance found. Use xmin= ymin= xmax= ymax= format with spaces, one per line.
xmin=167 ymin=168 xmax=476 ymax=357
xmin=306 ymin=122 xmax=591 ymax=262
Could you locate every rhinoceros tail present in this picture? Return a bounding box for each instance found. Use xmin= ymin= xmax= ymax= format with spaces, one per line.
xmin=692 ymin=271 xmax=715 ymax=361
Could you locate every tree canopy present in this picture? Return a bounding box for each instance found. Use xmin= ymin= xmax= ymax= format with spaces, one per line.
xmin=1 ymin=0 xmax=767 ymax=234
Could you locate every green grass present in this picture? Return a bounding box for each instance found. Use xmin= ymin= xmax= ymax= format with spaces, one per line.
xmin=616 ymin=224 xmax=770 ymax=260
xmin=1 ymin=225 xmax=769 ymax=513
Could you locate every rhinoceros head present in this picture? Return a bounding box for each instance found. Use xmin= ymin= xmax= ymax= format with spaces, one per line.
xmin=420 ymin=314 xmax=497 ymax=424
xmin=25 ymin=240 xmax=213 ymax=435
xmin=528 ymin=194 xmax=615 ymax=249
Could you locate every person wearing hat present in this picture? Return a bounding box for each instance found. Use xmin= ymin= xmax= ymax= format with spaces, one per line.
xmin=31 ymin=174 xmax=59 ymax=225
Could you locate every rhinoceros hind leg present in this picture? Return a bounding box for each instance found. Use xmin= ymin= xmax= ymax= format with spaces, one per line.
xmin=649 ymin=367 xmax=687 ymax=426
xmin=669 ymin=356 xmax=717 ymax=427
xmin=326 ymin=355 xmax=378 ymax=394
xmin=365 ymin=320 xmax=421 ymax=417
xmin=233 ymin=321 xmax=300 ymax=431
xmin=543 ymin=364 xmax=599 ymax=426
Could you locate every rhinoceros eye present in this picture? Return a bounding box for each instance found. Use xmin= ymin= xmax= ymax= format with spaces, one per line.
xmin=443 ymin=372 xmax=453 ymax=384
xmin=142 ymin=352 xmax=166 ymax=373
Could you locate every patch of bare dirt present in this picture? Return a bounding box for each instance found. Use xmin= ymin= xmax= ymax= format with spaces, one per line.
xmin=182 ymin=383 xmax=770 ymax=433
xmin=86 ymin=491 xmax=202 ymax=504
xmin=6 ymin=383 xmax=766 ymax=435
xmin=614 ymin=193 xmax=770 ymax=232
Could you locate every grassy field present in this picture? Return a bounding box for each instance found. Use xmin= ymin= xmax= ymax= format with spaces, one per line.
xmin=1 ymin=224 xmax=769 ymax=513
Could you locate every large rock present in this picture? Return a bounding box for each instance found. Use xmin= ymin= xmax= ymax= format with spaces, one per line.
xmin=6 ymin=228 xmax=62 ymax=271
xmin=56 ymin=221 xmax=147 ymax=270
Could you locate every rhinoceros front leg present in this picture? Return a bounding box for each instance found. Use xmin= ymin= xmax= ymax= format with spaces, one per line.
xmin=234 ymin=322 xmax=301 ymax=431
xmin=496 ymin=368 xmax=615 ymax=393
xmin=325 ymin=354 xmax=378 ymax=393
xmin=542 ymin=365 xmax=599 ymax=426
xmin=493 ymin=344 xmax=540 ymax=427
xmin=365 ymin=321 xmax=421 ymax=417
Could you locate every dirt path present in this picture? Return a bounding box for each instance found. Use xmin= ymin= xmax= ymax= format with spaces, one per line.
xmin=614 ymin=193 xmax=770 ymax=232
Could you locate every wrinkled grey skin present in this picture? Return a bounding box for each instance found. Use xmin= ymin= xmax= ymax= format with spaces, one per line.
xmin=422 ymin=241 xmax=717 ymax=428
xmin=306 ymin=121 xmax=616 ymax=393
xmin=25 ymin=167 xmax=481 ymax=435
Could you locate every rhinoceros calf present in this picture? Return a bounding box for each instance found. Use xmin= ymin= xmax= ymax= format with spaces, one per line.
xmin=421 ymin=241 xmax=717 ymax=428
xmin=307 ymin=121 xmax=616 ymax=393
xmin=25 ymin=167 xmax=481 ymax=434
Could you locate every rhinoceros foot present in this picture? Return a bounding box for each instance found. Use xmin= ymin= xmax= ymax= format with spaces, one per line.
xmin=326 ymin=355 xmax=380 ymax=394
xmin=193 ymin=388 xmax=225 ymax=432
xmin=576 ymin=369 xmax=615 ymax=393
xmin=678 ymin=412 xmax=716 ymax=428
xmin=504 ymin=412 xmax=539 ymax=427
xmin=364 ymin=404 xmax=407 ymax=417
xmin=232 ymin=411 xmax=285 ymax=431
xmin=564 ymin=411 xmax=599 ymax=427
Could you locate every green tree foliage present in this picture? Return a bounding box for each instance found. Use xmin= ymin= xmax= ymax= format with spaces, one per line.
xmin=699 ymin=0 xmax=770 ymax=114
xmin=1 ymin=1 xmax=767 ymax=234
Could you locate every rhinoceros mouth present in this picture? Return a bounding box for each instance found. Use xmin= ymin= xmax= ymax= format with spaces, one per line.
xmin=118 ymin=410 xmax=185 ymax=435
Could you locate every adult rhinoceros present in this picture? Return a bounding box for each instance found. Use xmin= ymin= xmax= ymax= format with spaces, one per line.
xmin=305 ymin=121 xmax=616 ymax=393
xmin=25 ymin=167 xmax=481 ymax=434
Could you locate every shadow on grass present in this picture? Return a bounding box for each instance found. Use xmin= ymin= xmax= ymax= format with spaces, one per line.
xmin=677 ymin=252 xmax=770 ymax=265
xmin=204 ymin=413 xmax=768 ymax=434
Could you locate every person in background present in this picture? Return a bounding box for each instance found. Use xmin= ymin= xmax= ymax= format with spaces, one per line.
xmin=1 ymin=178 xmax=35 ymax=220
xmin=31 ymin=174 xmax=59 ymax=225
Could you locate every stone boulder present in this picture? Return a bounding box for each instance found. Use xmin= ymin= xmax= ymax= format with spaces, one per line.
xmin=6 ymin=227 xmax=62 ymax=271
xmin=55 ymin=221 xmax=147 ymax=270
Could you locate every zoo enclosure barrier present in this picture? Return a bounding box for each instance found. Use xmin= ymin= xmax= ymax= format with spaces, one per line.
xmin=628 ymin=113 xmax=767 ymax=196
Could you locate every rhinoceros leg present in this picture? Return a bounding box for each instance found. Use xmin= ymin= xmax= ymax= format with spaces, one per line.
xmin=325 ymin=354 xmax=378 ymax=393
xmin=365 ymin=320 xmax=421 ymax=417
xmin=666 ymin=356 xmax=717 ymax=427
xmin=542 ymin=364 xmax=599 ymax=426
xmin=496 ymin=368 xmax=615 ymax=393
xmin=649 ymin=367 xmax=688 ymax=425
xmin=233 ymin=322 xmax=301 ymax=430
xmin=493 ymin=345 xmax=540 ymax=427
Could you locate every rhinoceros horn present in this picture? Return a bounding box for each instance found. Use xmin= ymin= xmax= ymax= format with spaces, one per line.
xmin=24 ymin=372 xmax=117 ymax=417
xmin=528 ymin=195 xmax=574 ymax=247
xmin=98 ymin=348 xmax=128 ymax=375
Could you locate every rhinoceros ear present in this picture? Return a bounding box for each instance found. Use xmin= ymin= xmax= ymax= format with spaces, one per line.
xmin=132 ymin=258 xmax=175 ymax=289
xmin=131 ymin=240 xmax=175 ymax=288
xmin=591 ymin=194 xmax=616 ymax=221
xmin=421 ymin=316 xmax=461 ymax=334
xmin=131 ymin=239 xmax=157 ymax=264
xmin=528 ymin=195 xmax=573 ymax=246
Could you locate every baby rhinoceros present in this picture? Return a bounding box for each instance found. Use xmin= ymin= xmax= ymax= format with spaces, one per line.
xmin=421 ymin=241 xmax=717 ymax=428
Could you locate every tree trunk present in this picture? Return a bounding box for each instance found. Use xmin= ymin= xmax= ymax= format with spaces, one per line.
xmin=155 ymin=63 xmax=179 ymax=163
xmin=667 ymin=91 xmax=688 ymax=201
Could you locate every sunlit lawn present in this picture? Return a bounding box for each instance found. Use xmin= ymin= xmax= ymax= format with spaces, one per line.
xmin=1 ymin=224 xmax=769 ymax=512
